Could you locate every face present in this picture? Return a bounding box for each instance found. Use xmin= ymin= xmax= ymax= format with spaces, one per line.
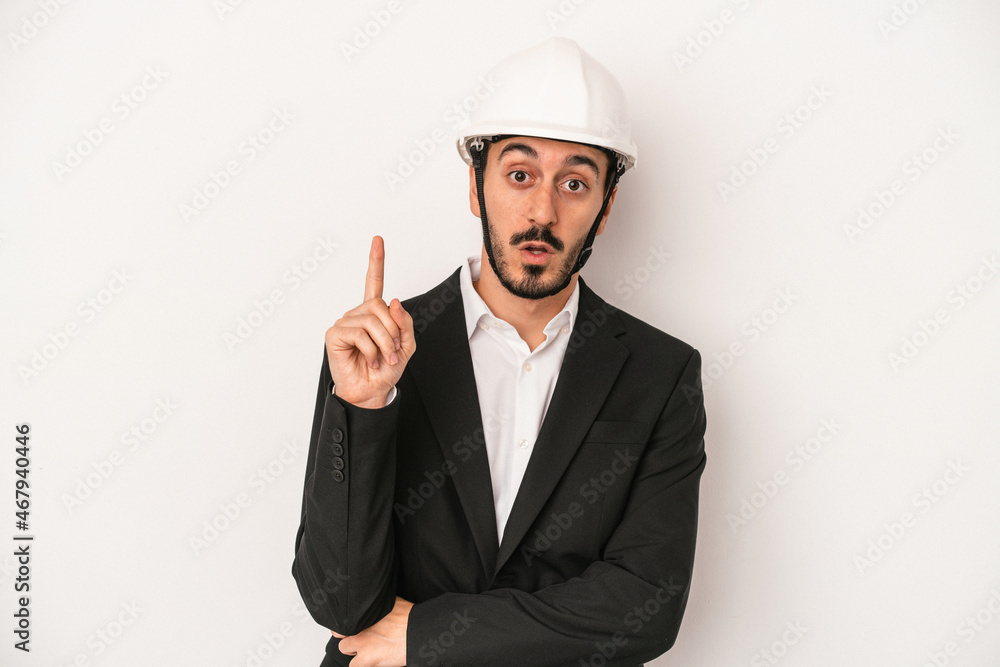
xmin=469 ymin=136 xmax=616 ymax=300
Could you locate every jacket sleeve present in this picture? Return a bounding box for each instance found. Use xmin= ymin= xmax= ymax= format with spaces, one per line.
xmin=291 ymin=346 xmax=401 ymax=635
xmin=406 ymin=349 xmax=707 ymax=667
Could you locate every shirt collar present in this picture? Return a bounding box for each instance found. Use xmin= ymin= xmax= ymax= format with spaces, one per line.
xmin=459 ymin=254 xmax=580 ymax=341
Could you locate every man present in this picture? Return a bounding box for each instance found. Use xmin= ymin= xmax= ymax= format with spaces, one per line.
xmin=292 ymin=37 xmax=706 ymax=666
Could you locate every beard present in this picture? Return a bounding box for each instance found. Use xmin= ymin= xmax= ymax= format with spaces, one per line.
xmin=488 ymin=221 xmax=587 ymax=300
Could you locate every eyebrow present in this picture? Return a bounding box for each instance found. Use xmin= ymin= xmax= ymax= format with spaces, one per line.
xmin=496 ymin=142 xmax=601 ymax=179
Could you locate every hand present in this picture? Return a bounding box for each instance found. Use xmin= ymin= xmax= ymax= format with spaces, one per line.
xmin=333 ymin=595 xmax=413 ymax=667
xmin=326 ymin=236 xmax=416 ymax=408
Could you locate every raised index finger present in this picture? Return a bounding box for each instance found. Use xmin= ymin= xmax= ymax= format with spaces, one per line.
xmin=364 ymin=235 xmax=384 ymax=302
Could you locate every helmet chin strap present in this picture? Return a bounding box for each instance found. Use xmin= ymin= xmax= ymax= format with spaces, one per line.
xmin=469 ymin=139 xmax=625 ymax=295
xmin=572 ymin=155 xmax=625 ymax=275
xmin=470 ymin=139 xmax=502 ymax=279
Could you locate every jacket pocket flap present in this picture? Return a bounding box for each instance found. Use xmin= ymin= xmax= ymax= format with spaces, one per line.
xmin=582 ymin=420 xmax=648 ymax=444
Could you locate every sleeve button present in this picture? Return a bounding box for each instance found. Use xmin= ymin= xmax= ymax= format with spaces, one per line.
xmin=332 ymin=444 xmax=343 ymax=456
xmin=331 ymin=428 xmax=344 ymax=443
xmin=332 ymin=457 xmax=344 ymax=470
xmin=332 ymin=470 xmax=344 ymax=483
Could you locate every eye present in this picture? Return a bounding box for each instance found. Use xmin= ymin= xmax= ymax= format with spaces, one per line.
xmin=510 ymin=170 xmax=529 ymax=184
xmin=565 ymin=179 xmax=587 ymax=192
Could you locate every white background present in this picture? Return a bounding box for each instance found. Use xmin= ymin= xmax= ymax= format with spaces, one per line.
xmin=2 ymin=1 xmax=999 ymax=665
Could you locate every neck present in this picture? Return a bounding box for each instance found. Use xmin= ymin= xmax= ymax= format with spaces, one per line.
xmin=472 ymin=248 xmax=576 ymax=351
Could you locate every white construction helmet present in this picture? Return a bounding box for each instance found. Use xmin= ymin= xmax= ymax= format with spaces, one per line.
xmin=457 ymin=37 xmax=637 ymax=280
xmin=456 ymin=37 xmax=637 ymax=172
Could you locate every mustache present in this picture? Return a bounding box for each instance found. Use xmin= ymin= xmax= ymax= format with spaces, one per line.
xmin=510 ymin=227 xmax=563 ymax=252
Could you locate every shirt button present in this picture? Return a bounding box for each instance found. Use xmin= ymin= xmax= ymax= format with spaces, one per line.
xmin=523 ymin=362 xmax=532 ymax=372
xmin=479 ymin=322 xmax=489 ymax=331
xmin=518 ymin=438 xmax=528 ymax=449
xmin=561 ymin=325 xmax=569 ymax=335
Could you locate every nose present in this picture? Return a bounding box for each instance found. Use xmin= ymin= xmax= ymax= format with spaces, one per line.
xmin=525 ymin=182 xmax=557 ymax=226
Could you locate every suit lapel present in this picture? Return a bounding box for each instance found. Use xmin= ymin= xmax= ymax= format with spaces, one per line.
xmin=407 ymin=268 xmax=500 ymax=581
xmin=494 ymin=277 xmax=628 ymax=576
xmin=407 ymin=268 xmax=629 ymax=583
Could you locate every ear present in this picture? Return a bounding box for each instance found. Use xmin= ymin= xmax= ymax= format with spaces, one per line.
xmin=469 ymin=164 xmax=481 ymax=217
xmin=595 ymin=186 xmax=617 ymax=236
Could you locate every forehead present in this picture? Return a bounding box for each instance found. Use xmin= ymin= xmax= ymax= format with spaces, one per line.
xmin=492 ymin=135 xmax=605 ymax=164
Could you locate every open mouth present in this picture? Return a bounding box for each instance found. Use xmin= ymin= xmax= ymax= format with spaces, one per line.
xmin=519 ymin=244 xmax=553 ymax=263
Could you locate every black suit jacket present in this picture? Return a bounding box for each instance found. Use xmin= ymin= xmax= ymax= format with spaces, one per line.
xmin=292 ymin=266 xmax=707 ymax=666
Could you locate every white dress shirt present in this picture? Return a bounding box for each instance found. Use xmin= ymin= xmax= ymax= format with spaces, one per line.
xmin=334 ymin=255 xmax=579 ymax=543
xmin=460 ymin=255 xmax=579 ymax=542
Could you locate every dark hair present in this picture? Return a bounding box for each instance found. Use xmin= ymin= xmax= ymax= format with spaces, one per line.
xmin=597 ymin=147 xmax=618 ymax=192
